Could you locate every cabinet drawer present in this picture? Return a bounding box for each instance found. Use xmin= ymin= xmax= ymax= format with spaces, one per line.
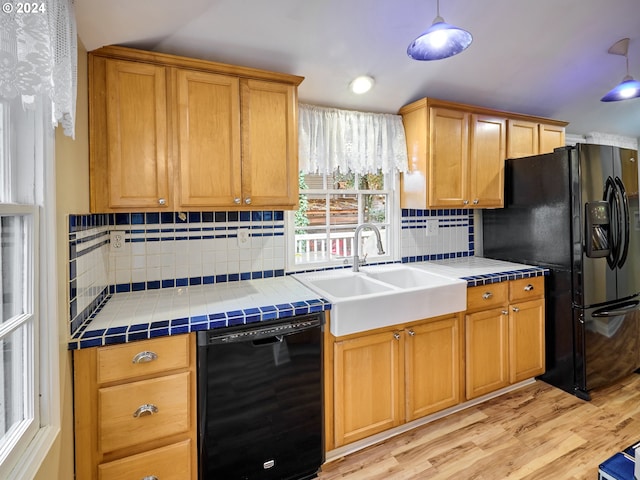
xmin=97 ymin=335 xmax=190 ymax=384
xmin=99 ymin=372 xmax=191 ymax=453
xmin=509 ymin=277 xmax=544 ymax=303
xmin=98 ymin=439 xmax=192 ymax=480
xmin=466 ymin=282 xmax=508 ymax=312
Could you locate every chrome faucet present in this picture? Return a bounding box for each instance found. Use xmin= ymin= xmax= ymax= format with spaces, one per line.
xmin=352 ymin=223 xmax=385 ymax=272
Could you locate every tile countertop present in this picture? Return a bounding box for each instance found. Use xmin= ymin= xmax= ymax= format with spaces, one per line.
xmin=68 ymin=257 xmax=548 ymax=350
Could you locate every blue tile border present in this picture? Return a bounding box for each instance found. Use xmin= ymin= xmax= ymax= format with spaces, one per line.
xmin=460 ymin=267 xmax=549 ymax=286
xmin=68 ymin=298 xmax=331 ymax=350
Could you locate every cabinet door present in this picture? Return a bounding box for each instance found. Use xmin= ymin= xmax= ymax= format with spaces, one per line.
xmin=104 ymin=60 xmax=170 ymax=209
xmin=429 ymin=107 xmax=469 ymax=207
xmin=465 ymin=308 xmax=509 ymax=399
xmin=334 ymin=330 xmax=404 ymax=447
xmin=509 ymin=298 xmax=545 ymax=383
xmin=175 ymin=69 xmax=242 ymax=207
xmin=405 ymin=317 xmax=461 ymax=422
xmin=539 ymin=123 xmax=565 ymax=154
xmin=469 ymin=114 xmax=506 ymax=208
xmin=241 ymin=79 xmax=298 ymax=208
xmin=507 ymin=119 xmax=539 ymax=158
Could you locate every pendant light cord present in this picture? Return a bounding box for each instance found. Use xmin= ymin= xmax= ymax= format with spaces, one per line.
xmin=436 ymin=0 xmax=440 ymax=17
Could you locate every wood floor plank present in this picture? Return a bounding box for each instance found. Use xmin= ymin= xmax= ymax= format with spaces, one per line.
xmin=319 ymin=375 xmax=640 ymax=479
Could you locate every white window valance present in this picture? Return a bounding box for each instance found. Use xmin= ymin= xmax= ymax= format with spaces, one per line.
xmin=0 ymin=0 xmax=77 ymax=138
xmin=298 ymin=103 xmax=408 ymax=175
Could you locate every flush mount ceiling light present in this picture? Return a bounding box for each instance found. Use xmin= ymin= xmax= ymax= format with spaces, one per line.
xmin=601 ymin=38 xmax=640 ymax=102
xmin=349 ymin=75 xmax=375 ymax=94
xmin=407 ymin=0 xmax=472 ymax=61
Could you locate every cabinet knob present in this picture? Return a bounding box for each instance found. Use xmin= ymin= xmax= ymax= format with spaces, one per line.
xmin=158 ymin=198 xmax=166 ymax=205
xmin=408 ymin=329 xmax=416 ymax=336
xmin=245 ymin=197 xmax=252 ymax=205
xmin=393 ymin=332 xmax=401 ymax=340
xmin=473 ymin=199 xmax=479 ymax=205
xmin=512 ymin=306 xmax=520 ymax=312
xmin=524 ymin=284 xmax=534 ymax=291
xmin=482 ymin=292 xmax=493 ymax=300
xmin=234 ymin=197 xmax=241 ymax=204
xmin=463 ymin=200 xmax=469 ymax=205
xmin=132 ymin=351 xmax=158 ymax=364
xmin=133 ymin=403 xmax=159 ymax=418
xmin=502 ymin=310 xmax=508 ymax=315
xmin=142 ymin=476 xmax=159 ymax=480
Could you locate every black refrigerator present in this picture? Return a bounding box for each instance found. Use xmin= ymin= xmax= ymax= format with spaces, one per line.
xmin=483 ymin=144 xmax=640 ymax=400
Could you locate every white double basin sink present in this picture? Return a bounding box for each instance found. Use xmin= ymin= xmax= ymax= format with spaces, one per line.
xmin=293 ymin=264 xmax=467 ymax=336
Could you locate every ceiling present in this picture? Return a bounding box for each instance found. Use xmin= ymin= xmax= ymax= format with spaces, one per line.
xmin=75 ymin=0 xmax=640 ymax=139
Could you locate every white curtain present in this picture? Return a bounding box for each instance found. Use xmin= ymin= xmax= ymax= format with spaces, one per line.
xmin=0 ymin=0 xmax=77 ymax=138
xmin=298 ymin=103 xmax=409 ymax=175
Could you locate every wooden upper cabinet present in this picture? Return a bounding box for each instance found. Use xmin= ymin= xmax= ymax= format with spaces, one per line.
xmin=240 ymin=79 xmax=298 ymax=208
xmin=96 ymin=60 xmax=170 ymax=210
xmin=469 ymin=114 xmax=506 ymax=208
xmin=539 ymin=123 xmax=566 ymax=154
xmin=399 ymin=98 xmax=567 ymax=210
xmin=175 ymin=70 xmax=242 ymax=207
xmin=507 ymin=119 xmax=566 ymax=158
xmin=89 ymin=46 xmax=303 ymax=212
xmin=429 ymin=107 xmax=469 ymax=207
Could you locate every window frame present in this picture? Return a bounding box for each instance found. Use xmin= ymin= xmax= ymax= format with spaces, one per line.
xmin=0 ymin=97 xmax=60 ymax=480
xmin=286 ymin=170 xmax=401 ymax=272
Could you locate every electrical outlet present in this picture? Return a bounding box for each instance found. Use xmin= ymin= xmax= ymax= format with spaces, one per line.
xmin=237 ymin=228 xmax=250 ymax=246
xmin=110 ymin=231 xmax=125 ymax=251
xmin=426 ymin=220 xmax=439 ymax=237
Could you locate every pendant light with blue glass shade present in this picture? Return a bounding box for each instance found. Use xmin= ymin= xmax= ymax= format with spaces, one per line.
xmin=601 ymin=38 xmax=640 ymax=102
xmin=407 ymin=0 xmax=473 ymax=61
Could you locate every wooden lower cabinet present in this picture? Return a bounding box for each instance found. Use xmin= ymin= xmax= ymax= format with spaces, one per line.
xmin=465 ymin=277 xmax=546 ymax=400
xmin=509 ymin=297 xmax=545 ymax=383
xmin=98 ymin=440 xmax=193 ymax=480
xmin=333 ymin=330 xmax=404 ymax=447
xmin=74 ymin=334 xmax=197 ymax=480
xmin=405 ymin=318 xmax=462 ymax=421
xmin=331 ymin=314 xmax=462 ymax=448
xmin=465 ymin=307 xmax=509 ymax=398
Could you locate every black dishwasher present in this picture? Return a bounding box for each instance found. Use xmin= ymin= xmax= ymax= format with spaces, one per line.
xmin=197 ymin=312 xmax=324 ymax=480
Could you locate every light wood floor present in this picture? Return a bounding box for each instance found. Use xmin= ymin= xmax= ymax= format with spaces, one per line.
xmin=318 ymin=374 xmax=640 ymax=479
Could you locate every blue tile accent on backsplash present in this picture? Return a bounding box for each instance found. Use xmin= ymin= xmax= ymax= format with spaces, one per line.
xmin=68 ymin=210 xmax=288 ymax=336
xmin=400 ymin=209 xmax=474 ymax=262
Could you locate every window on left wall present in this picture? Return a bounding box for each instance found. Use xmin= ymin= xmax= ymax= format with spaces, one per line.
xmin=0 ymin=98 xmax=56 ymax=479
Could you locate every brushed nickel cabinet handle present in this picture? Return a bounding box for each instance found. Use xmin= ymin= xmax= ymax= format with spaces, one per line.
xmin=512 ymin=306 xmax=520 ymax=313
xmin=158 ymin=198 xmax=166 ymax=205
xmin=393 ymin=332 xmax=401 ymax=340
xmin=132 ymin=351 xmax=158 ymax=364
xmin=408 ymin=329 xmax=416 ymax=336
xmin=142 ymin=476 xmax=158 ymax=480
xmin=234 ymin=197 xmax=241 ymax=204
xmin=482 ymin=292 xmax=493 ymax=300
xmin=473 ymin=199 xmax=479 ymax=204
xmin=463 ymin=200 xmax=469 ymax=205
xmin=502 ymin=310 xmax=508 ymax=315
xmin=133 ymin=404 xmax=158 ymax=418
xmin=245 ymin=197 xmax=252 ymax=205
xmin=524 ymin=284 xmax=534 ymax=291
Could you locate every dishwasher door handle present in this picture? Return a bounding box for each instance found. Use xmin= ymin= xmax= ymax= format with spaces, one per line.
xmin=252 ymin=335 xmax=284 ymax=347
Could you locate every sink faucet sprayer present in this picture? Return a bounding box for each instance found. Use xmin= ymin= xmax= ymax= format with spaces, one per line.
xmin=352 ymin=223 xmax=385 ymax=272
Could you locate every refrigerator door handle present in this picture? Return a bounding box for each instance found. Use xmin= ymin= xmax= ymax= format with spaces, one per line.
xmin=591 ymin=300 xmax=640 ymax=317
xmin=603 ymin=176 xmax=620 ymax=269
xmin=614 ymin=176 xmax=630 ymax=268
